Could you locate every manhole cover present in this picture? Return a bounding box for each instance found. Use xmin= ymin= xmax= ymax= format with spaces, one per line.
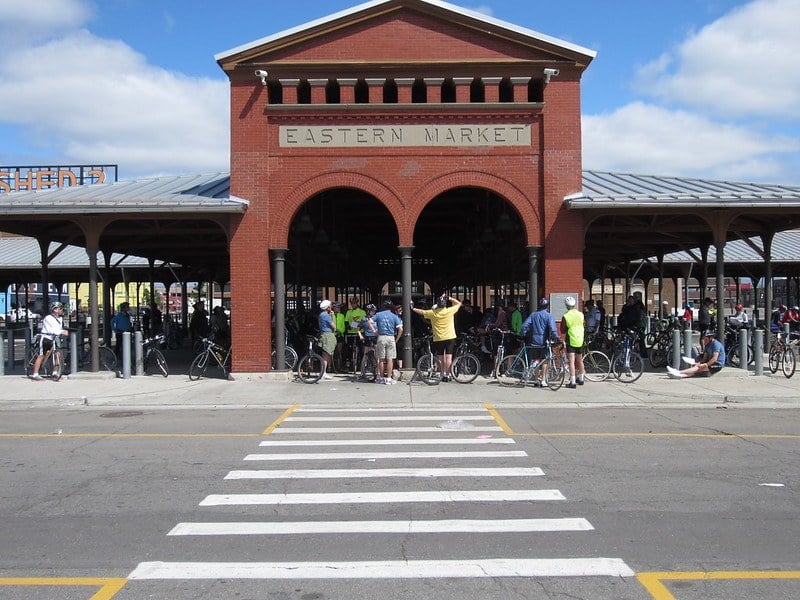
xmin=99 ymin=411 xmax=144 ymax=418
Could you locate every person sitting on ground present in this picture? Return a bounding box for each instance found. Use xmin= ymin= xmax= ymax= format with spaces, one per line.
xmin=666 ymin=330 xmax=725 ymax=379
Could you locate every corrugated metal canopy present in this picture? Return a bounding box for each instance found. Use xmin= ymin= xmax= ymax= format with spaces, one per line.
xmin=0 ymin=173 xmax=246 ymax=216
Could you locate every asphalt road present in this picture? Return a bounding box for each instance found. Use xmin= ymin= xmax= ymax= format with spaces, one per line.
xmin=1 ymin=405 xmax=798 ymax=599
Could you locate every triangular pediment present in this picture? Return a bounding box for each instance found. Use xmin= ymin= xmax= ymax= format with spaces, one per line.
xmin=216 ymin=0 xmax=594 ymax=73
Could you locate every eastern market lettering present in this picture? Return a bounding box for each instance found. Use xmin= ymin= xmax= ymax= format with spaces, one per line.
xmin=280 ymin=124 xmax=530 ymax=147
xmin=0 ymin=168 xmax=107 ymax=193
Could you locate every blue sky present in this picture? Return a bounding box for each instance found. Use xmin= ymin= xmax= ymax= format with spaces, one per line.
xmin=1 ymin=0 xmax=798 ymax=183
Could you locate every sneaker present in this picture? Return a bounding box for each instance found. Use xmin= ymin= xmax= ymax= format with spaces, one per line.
xmin=565 ymin=382 xmax=577 ymax=389
xmin=441 ymin=375 xmax=450 ymax=383
xmin=668 ymin=371 xmax=683 ymax=380
xmin=376 ymin=376 xmax=385 ymax=384
xmin=481 ymin=346 xmax=491 ymax=355
xmin=322 ymin=374 xmax=333 ymax=380
xmin=384 ymin=378 xmax=397 ymax=385
xmin=666 ymin=366 xmax=679 ymax=375
xmin=577 ymin=378 xmax=585 ymax=386
xmin=682 ymin=356 xmax=696 ymax=366
xmin=532 ymin=380 xmax=542 ymax=388
xmin=30 ymin=374 xmax=42 ymax=381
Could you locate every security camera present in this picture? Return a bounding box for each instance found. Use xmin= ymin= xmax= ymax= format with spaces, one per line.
xmin=254 ymin=69 xmax=268 ymax=85
xmin=543 ymin=67 xmax=559 ymax=84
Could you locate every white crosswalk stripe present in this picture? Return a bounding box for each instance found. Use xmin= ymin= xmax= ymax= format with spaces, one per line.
xmin=128 ymin=406 xmax=634 ymax=587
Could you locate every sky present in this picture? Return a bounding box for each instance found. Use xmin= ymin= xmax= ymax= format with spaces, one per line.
xmin=0 ymin=0 xmax=798 ymax=184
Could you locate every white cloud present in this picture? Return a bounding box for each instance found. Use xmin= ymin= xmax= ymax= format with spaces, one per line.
xmin=582 ymin=102 xmax=800 ymax=181
xmin=0 ymin=0 xmax=92 ymax=48
xmin=635 ymin=0 xmax=800 ymax=119
xmin=0 ymin=2 xmax=229 ymax=178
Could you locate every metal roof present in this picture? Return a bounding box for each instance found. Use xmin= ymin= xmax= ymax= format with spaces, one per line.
xmin=657 ymin=229 xmax=800 ymax=264
xmin=0 ymin=236 xmax=178 ymax=269
xmin=214 ymin=0 xmax=596 ymax=63
xmin=567 ymin=171 xmax=800 ymax=208
xmin=0 ymin=173 xmax=247 ymax=216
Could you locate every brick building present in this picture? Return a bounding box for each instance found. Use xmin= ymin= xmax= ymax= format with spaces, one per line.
xmin=215 ymin=0 xmax=596 ymax=371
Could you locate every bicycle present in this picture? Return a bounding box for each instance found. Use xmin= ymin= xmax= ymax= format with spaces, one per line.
xmin=297 ymin=335 xmax=326 ymax=384
xmin=450 ymin=333 xmax=481 ymax=384
xmin=143 ymin=334 xmax=169 ymax=377
xmin=581 ymin=342 xmax=612 ymax=382
xmin=723 ymin=320 xmax=754 ymax=368
xmin=768 ymin=331 xmax=797 ymax=378
xmin=489 ymin=330 xmax=515 ymax=379
xmin=359 ymin=337 xmax=378 ymax=382
xmin=25 ymin=334 xmax=64 ymax=381
xmin=188 ymin=337 xmax=231 ymax=381
xmin=271 ymin=344 xmax=298 ymax=370
xmin=497 ymin=339 xmax=564 ymax=390
xmin=60 ymin=337 xmax=117 ymax=373
xmin=611 ymin=328 xmax=644 ymax=383
xmin=412 ymin=334 xmax=443 ymax=385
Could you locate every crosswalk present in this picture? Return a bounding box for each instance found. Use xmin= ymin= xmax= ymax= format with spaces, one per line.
xmin=128 ymin=406 xmax=634 ymax=586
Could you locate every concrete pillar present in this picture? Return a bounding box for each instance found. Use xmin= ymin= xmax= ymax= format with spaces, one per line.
xmin=400 ymin=246 xmax=414 ymax=369
xmin=527 ymin=246 xmax=541 ymax=312
xmin=270 ymin=248 xmax=288 ymax=371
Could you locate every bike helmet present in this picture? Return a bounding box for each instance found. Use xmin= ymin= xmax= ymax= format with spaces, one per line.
xmin=365 ymin=303 xmax=376 ymax=312
xmin=382 ymin=300 xmax=394 ymax=310
xmin=437 ymin=293 xmax=449 ymax=307
xmin=319 ymin=299 xmax=331 ymax=310
xmin=735 ymin=303 xmax=743 ymax=311
xmin=564 ymin=296 xmax=576 ymax=308
xmin=49 ymin=301 xmax=64 ymax=311
xmin=538 ymin=298 xmax=549 ymax=309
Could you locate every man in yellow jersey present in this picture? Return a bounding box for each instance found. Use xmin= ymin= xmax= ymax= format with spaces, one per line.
xmin=560 ymin=296 xmax=585 ymax=389
xmin=411 ymin=292 xmax=462 ymax=382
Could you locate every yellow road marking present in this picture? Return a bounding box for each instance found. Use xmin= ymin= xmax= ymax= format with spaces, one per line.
xmin=637 ymin=571 xmax=800 ymax=599
xmin=262 ymin=403 xmax=300 ymax=435
xmin=0 ymin=577 xmax=128 ymax=599
xmin=484 ymin=403 xmax=514 ymax=435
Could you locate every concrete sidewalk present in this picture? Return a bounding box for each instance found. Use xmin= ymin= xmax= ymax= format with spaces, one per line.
xmin=1 ymin=367 xmax=798 ymax=410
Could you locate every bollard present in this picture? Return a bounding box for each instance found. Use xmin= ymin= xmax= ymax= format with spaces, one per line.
xmin=753 ymin=329 xmax=763 ymax=376
xmin=7 ymin=328 xmax=15 ymax=372
xmin=70 ymin=331 xmax=78 ymax=375
xmin=134 ymin=330 xmax=144 ymax=376
xmin=683 ymin=328 xmax=693 ymax=363
xmin=672 ymin=329 xmax=681 ymax=369
xmin=739 ymin=328 xmax=749 ymax=371
xmin=784 ymin=323 xmax=791 ymax=337
xmin=122 ymin=331 xmax=131 ymax=379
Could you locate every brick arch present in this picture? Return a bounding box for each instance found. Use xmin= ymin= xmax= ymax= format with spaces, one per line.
xmin=271 ymin=171 xmax=404 ymax=247
xmin=407 ymin=171 xmax=541 ymax=246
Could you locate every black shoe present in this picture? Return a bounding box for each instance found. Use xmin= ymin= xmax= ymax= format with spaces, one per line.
xmin=577 ymin=379 xmax=585 ymax=386
xmin=565 ymin=383 xmax=577 ymax=389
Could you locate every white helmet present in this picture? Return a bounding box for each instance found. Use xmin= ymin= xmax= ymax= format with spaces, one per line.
xmin=319 ymin=300 xmax=331 ymax=310
xmin=564 ymin=296 xmax=576 ymax=308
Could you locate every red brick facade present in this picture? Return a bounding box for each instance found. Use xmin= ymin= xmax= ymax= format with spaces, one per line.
xmin=219 ymin=0 xmax=594 ymax=371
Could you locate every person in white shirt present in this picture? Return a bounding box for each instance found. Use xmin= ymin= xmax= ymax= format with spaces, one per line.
xmin=729 ymin=303 xmax=749 ymax=329
xmin=31 ymin=301 xmax=69 ymax=380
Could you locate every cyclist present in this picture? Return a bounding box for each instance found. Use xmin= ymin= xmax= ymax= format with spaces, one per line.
xmin=411 ymin=293 xmax=462 ymax=382
xmin=110 ymin=301 xmax=132 ymax=360
xmin=561 ymin=296 xmax=586 ymax=388
xmin=317 ymin=300 xmax=337 ymax=380
xmin=345 ymin=296 xmax=367 ymax=369
xmin=358 ymin=303 xmax=378 ymax=347
xmin=521 ymin=298 xmax=558 ymax=387
xmin=31 ymin=301 xmax=69 ymax=381
xmin=667 ymin=330 xmax=725 ymax=379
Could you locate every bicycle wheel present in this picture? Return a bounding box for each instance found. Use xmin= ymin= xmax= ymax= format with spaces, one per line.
xmin=451 ymin=353 xmax=480 ymax=384
xmin=50 ymin=350 xmax=64 ymax=381
xmin=768 ymin=345 xmax=781 ymax=374
xmin=583 ymin=350 xmax=611 ymax=382
xmin=612 ymin=351 xmax=643 ymax=383
xmin=360 ymin=351 xmax=377 ymax=382
xmin=728 ymin=345 xmax=741 ymax=368
xmin=415 ymin=354 xmax=442 ymax=385
xmin=25 ymin=346 xmax=38 ymax=377
xmin=152 ymin=349 xmax=169 ymax=377
xmin=297 ymin=353 xmax=324 ymax=384
xmin=545 ymin=357 xmax=565 ymax=390
xmin=99 ymin=346 xmax=117 ymax=371
xmin=648 ymin=345 xmax=669 ymax=368
xmin=271 ymin=346 xmax=298 ymax=370
xmin=497 ymin=355 xmax=525 ymax=387
xmin=782 ymin=348 xmax=796 ymax=379
xmin=188 ymin=352 xmax=209 ymax=381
